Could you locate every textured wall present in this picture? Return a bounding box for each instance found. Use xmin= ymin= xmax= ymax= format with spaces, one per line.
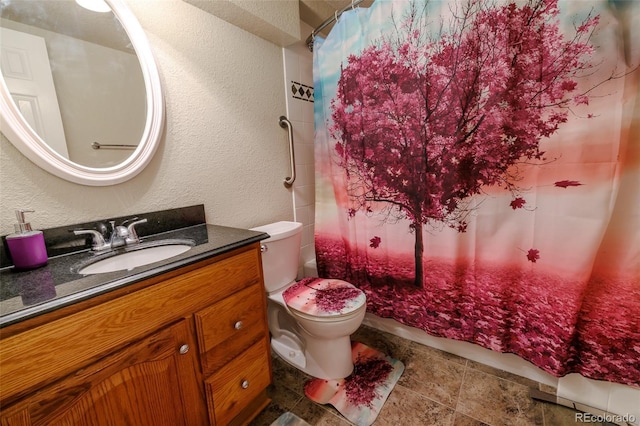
xmin=0 ymin=0 xmax=293 ymax=234
xmin=282 ymin=22 xmax=317 ymax=277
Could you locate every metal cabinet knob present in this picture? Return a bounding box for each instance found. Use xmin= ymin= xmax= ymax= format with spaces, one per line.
xmin=234 ymin=321 xmax=243 ymax=330
xmin=241 ymin=379 xmax=250 ymax=389
xmin=179 ymin=344 xmax=190 ymax=355
xmin=260 ymin=244 xmax=268 ymax=253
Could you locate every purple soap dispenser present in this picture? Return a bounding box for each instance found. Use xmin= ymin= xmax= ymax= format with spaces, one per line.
xmin=6 ymin=209 xmax=48 ymax=270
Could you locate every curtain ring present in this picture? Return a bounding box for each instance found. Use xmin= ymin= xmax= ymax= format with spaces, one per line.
xmin=335 ymin=10 xmax=339 ymax=23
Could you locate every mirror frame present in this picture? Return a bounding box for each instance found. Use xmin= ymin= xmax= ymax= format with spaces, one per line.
xmin=0 ymin=0 xmax=164 ymax=186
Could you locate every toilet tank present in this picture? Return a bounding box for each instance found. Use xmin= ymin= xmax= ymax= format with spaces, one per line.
xmin=250 ymin=221 xmax=303 ymax=293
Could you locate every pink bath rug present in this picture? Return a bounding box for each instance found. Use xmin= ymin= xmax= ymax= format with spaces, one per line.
xmin=303 ymin=341 xmax=404 ymax=426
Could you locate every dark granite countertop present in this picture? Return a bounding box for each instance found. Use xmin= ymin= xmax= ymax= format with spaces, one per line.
xmin=0 ymin=223 xmax=268 ymax=328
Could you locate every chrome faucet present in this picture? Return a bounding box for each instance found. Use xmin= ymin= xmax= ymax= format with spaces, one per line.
xmin=73 ymin=229 xmax=110 ymax=251
xmin=108 ymin=220 xmax=128 ymax=249
xmin=125 ymin=218 xmax=147 ymax=244
xmin=74 ymin=217 xmax=147 ymax=251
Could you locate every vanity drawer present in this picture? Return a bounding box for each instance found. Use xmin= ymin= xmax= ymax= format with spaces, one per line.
xmin=195 ymin=283 xmax=268 ymax=375
xmin=205 ymin=339 xmax=271 ymax=426
xmin=189 ymin=248 xmax=263 ymax=301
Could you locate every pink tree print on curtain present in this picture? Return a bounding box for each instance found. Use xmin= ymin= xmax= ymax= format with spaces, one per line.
xmin=330 ymin=0 xmax=599 ymax=288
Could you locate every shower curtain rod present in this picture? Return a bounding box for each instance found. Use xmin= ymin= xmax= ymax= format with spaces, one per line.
xmin=305 ymin=0 xmax=365 ymax=51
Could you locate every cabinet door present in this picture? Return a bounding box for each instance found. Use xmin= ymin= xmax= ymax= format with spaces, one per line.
xmin=0 ymin=320 xmax=208 ymax=426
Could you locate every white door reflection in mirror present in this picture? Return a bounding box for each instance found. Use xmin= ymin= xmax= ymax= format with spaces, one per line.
xmin=0 ymin=27 xmax=68 ymax=158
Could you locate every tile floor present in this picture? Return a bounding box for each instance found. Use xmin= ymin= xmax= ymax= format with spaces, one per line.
xmin=250 ymin=325 xmax=605 ymax=426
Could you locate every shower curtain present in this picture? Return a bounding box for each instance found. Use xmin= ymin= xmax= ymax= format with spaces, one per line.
xmin=313 ymin=0 xmax=639 ymax=387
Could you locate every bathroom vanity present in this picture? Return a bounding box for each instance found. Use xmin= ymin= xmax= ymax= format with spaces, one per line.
xmin=0 ymin=216 xmax=272 ymax=426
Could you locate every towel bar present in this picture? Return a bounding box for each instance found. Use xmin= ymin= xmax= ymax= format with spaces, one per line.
xmin=91 ymin=142 xmax=136 ymax=150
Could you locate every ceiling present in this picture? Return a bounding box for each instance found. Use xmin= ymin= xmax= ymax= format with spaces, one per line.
xmin=0 ymin=0 xmax=374 ymax=52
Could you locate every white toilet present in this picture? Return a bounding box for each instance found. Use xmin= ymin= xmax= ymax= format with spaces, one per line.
xmin=251 ymin=221 xmax=366 ymax=380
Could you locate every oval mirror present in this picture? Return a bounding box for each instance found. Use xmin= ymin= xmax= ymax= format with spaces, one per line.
xmin=0 ymin=0 xmax=163 ymax=186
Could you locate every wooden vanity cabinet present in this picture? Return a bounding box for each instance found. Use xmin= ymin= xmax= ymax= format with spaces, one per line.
xmin=0 ymin=243 xmax=272 ymax=426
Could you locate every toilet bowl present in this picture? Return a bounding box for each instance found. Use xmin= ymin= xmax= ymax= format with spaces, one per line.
xmin=251 ymin=221 xmax=366 ymax=380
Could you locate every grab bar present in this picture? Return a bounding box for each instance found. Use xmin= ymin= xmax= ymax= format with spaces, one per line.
xmin=91 ymin=142 xmax=136 ymax=150
xmin=279 ymin=116 xmax=296 ymax=187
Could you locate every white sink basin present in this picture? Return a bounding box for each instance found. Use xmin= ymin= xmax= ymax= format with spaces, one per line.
xmin=78 ymin=243 xmax=193 ymax=275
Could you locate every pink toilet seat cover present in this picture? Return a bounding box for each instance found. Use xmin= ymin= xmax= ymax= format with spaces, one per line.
xmin=282 ymin=277 xmax=366 ymax=317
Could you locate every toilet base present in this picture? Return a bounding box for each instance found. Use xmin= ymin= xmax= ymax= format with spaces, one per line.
xmin=271 ymin=333 xmax=355 ymax=380
xmin=271 ymin=336 xmax=306 ymax=370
